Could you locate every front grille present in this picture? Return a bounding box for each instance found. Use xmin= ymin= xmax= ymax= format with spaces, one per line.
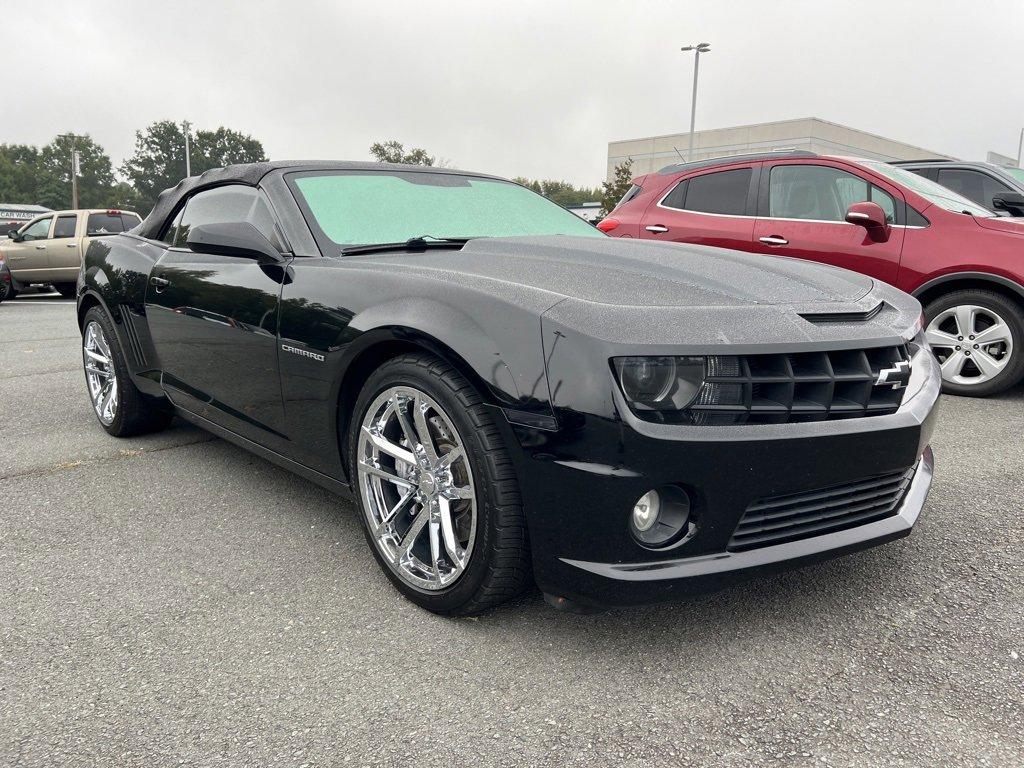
xmin=728 ymin=464 xmax=917 ymax=551
xmin=689 ymin=345 xmax=911 ymax=425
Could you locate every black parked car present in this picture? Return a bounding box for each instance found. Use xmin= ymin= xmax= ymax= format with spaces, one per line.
xmin=893 ymin=159 xmax=1024 ymax=216
xmin=76 ymin=162 xmax=941 ymax=614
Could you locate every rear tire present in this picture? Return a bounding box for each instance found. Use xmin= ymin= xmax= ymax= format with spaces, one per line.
xmin=81 ymin=306 xmax=173 ymax=436
xmin=347 ymin=353 xmax=531 ymax=616
xmin=924 ymin=289 xmax=1024 ymax=396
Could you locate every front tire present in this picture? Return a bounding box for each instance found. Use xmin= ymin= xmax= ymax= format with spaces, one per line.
xmin=924 ymin=289 xmax=1024 ymax=396
xmin=348 ymin=353 xmax=531 ymax=616
xmin=81 ymin=306 xmax=173 ymax=436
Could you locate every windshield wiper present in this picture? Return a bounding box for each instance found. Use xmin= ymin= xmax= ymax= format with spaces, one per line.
xmin=340 ymin=235 xmax=471 ymax=256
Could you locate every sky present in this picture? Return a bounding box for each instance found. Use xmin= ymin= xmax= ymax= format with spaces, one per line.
xmin=7 ymin=0 xmax=1024 ymax=187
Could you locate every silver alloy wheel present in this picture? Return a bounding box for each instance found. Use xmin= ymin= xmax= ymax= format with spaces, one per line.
xmin=356 ymin=386 xmax=477 ymax=591
xmin=83 ymin=320 xmax=119 ymax=425
xmin=925 ymin=304 xmax=1013 ymax=386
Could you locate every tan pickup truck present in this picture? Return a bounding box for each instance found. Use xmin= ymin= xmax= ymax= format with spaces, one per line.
xmin=2 ymin=209 xmax=142 ymax=297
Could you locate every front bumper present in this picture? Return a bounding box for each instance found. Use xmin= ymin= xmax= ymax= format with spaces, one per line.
xmin=507 ymin=347 xmax=941 ymax=608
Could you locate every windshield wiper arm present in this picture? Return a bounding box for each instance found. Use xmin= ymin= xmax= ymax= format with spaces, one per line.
xmin=340 ymin=236 xmax=471 ymax=256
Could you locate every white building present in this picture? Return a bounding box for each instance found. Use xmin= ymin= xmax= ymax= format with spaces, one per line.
xmin=607 ymin=117 xmax=953 ymax=180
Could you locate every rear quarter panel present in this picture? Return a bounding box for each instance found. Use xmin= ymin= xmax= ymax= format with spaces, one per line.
xmin=80 ymin=234 xmax=165 ymax=394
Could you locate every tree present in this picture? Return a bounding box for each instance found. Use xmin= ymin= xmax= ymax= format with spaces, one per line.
xmin=511 ymin=177 xmax=602 ymax=207
xmin=38 ymin=134 xmax=117 ymax=209
xmin=0 ymin=136 xmax=119 ymax=209
xmin=601 ymin=157 xmax=634 ymax=215
xmin=0 ymin=144 xmax=42 ymax=204
xmin=121 ymin=120 xmax=267 ymax=215
xmin=369 ymin=140 xmax=435 ymax=166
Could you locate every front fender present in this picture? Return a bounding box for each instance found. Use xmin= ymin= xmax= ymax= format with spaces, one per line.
xmin=349 ymin=297 xmax=525 ymax=405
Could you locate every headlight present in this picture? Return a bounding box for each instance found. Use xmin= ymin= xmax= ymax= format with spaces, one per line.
xmin=612 ymin=355 xmax=746 ymax=424
xmin=612 ymin=356 xmax=705 ymax=411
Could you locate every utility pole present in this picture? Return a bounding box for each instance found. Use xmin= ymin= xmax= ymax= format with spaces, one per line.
xmin=182 ymin=120 xmax=192 ymax=177
xmin=680 ymin=43 xmax=711 ymax=161
xmin=1017 ymin=127 xmax=1023 ymax=168
xmin=58 ymin=133 xmax=81 ymax=208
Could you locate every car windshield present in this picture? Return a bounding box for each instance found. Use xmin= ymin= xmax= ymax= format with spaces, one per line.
xmin=289 ymin=170 xmax=603 ymax=250
xmin=861 ymin=161 xmax=995 ymax=217
xmin=1001 ymin=166 xmax=1024 ymax=185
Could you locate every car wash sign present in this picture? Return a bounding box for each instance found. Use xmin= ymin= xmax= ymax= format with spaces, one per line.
xmin=0 ymin=205 xmax=50 ymax=222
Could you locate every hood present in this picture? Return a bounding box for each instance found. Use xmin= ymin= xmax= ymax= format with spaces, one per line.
xmin=351 ymin=235 xmax=874 ymax=309
xmin=974 ymin=215 xmax=1024 ymax=235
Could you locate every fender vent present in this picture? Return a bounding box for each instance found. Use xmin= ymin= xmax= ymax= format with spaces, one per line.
xmin=120 ymin=309 xmax=146 ymax=367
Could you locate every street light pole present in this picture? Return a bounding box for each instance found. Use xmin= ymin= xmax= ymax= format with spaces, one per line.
xmin=681 ymin=43 xmax=711 ymax=161
xmin=1017 ymin=127 xmax=1023 ymax=168
xmin=182 ymin=120 xmax=192 ymax=177
xmin=58 ymin=133 xmax=81 ymax=209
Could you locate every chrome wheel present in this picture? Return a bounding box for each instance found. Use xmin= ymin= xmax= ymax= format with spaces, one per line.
xmin=926 ymin=304 xmax=1013 ymax=386
xmin=83 ymin=320 xmax=118 ymax=425
xmin=357 ymin=386 xmax=477 ymax=591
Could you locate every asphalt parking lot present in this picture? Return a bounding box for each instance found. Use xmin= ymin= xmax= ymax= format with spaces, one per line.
xmin=2 ymin=294 xmax=1022 ymax=767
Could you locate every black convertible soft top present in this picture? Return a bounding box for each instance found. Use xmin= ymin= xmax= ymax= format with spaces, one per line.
xmin=134 ymin=161 xmax=499 ymax=240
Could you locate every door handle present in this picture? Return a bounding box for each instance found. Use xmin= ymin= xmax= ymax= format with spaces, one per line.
xmin=645 ymin=225 xmax=669 ymax=233
xmin=759 ymin=236 xmax=789 ymax=246
xmin=66 ymin=243 xmax=77 ymax=248
xmin=35 ymin=245 xmax=46 ymax=250
xmin=150 ymin=275 xmax=170 ymax=293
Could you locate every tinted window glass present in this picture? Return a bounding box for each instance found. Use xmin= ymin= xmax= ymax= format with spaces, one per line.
xmin=87 ymin=213 xmax=126 ymax=235
xmin=174 ymin=185 xmax=280 ymax=249
xmin=869 ymin=185 xmax=896 ymax=223
xmin=660 ymin=181 xmax=687 ymax=210
xmin=21 ymin=217 xmax=51 ymax=240
xmin=615 ymin=184 xmax=643 ymax=210
xmin=907 ymin=207 xmax=930 ymax=227
xmin=161 ymin=208 xmax=183 ymax=245
xmin=53 ymin=215 xmax=77 ymax=239
xmin=936 ymin=169 xmax=1011 ymax=212
xmin=770 ymin=165 xmax=891 ymax=222
xmin=682 ymin=169 xmax=751 ymax=215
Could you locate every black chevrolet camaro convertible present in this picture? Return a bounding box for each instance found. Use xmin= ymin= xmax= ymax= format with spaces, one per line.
xmin=76 ymin=162 xmax=941 ymax=614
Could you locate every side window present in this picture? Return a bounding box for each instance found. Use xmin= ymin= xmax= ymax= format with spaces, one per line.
xmin=936 ymin=169 xmax=1010 ymax=211
xmin=660 ymin=181 xmax=687 ymax=210
xmin=173 ymin=185 xmax=282 ymax=250
xmin=616 ymin=184 xmax=643 ymax=210
xmin=86 ymin=213 xmax=127 ymax=235
xmin=21 ymin=217 xmax=52 ymax=241
xmin=869 ymin=185 xmax=896 ymax=224
xmin=769 ymin=165 xmax=889 ymax=222
xmin=681 ymin=168 xmax=751 ymax=215
xmin=161 ymin=208 xmax=183 ymax=245
xmin=53 ymin=215 xmax=78 ymax=239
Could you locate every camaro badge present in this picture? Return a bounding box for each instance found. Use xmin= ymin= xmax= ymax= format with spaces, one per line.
xmin=875 ymin=360 xmax=911 ymax=390
xmin=281 ymin=344 xmax=325 ymax=362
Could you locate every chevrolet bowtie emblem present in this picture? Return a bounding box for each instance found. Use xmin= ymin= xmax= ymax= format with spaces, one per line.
xmin=875 ymin=360 xmax=911 ymax=390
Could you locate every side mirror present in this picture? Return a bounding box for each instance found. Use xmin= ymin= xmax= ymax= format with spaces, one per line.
xmin=185 ymin=222 xmax=284 ymax=263
xmin=846 ymin=201 xmax=891 ymax=242
xmin=992 ymin=191 xmax=1024 ymax=216
xmin=8 ymin=231 xmax=22 ymax=241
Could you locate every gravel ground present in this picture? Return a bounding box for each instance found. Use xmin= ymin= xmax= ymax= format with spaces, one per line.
xmin=2 ymin=295 xmax=1022 ymax=767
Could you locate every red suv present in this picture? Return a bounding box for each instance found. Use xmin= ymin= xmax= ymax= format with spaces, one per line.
xmin=601 ymin=151 xmax=1024 ymax=396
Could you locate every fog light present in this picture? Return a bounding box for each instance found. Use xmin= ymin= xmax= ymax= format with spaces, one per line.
xmin=630 ymin=485 xmax=693 ymax=548
xmin=632 ymin=490 xmax=661 ymax=532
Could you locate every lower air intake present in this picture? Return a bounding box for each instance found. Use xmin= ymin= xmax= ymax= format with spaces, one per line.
xmin=728 ymin=463 xmax=917 ymax=552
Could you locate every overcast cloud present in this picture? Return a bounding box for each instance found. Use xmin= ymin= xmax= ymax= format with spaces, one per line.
xmin=7 ymin=0 xmax=1024 ymax=186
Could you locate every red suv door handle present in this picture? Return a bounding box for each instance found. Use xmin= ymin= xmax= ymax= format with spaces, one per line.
xmin=759 ymin=235 xmax=789 ymax=246
xmin=645 ymin=225 xmax=669 ymax=233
